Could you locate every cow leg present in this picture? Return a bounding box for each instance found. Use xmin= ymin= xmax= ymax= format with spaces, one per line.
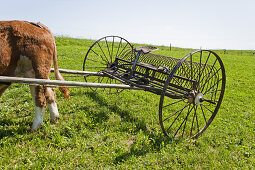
xmin=0 ymin=84 xmax=10 ymax=98
xmin=30 ymin=85 xmax=46 ymax=131
xmin=45 ymin=87 xmax=60 ymax=123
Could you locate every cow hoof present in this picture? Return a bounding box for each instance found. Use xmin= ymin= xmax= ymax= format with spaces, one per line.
xmin=50 ymin=116 xmax=59 ymax=124
xmin=31 ymin=123 xmax=42 ymax=132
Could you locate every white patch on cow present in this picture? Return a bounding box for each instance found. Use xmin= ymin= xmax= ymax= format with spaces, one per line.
xmin=14 ymin=56 xmax=61 ymax=129
xmin=31 ymin=106 xmax=45 ymax=131
xmin=30 ymin=85 xmax=46 ymax=130
xmin=15 ymin=55 xmax=35 ymax=78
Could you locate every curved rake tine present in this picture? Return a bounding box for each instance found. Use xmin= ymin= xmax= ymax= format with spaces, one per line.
xmin=200 ymin=68 xmax=221 ymax=92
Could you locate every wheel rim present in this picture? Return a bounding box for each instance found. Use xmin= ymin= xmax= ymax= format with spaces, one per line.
xmin=159 ymin=50 xmax=226 ymax=138
xmin=83 ymin=36 xmax=133 ymax=94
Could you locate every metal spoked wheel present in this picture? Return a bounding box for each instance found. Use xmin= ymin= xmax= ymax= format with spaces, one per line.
xmin=83 ymin=36 xmax=133 ymax=94
xmin=159 ymin=50 xmax=226 ymax=138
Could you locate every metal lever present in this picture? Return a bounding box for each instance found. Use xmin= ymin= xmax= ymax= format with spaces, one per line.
xmin=130 ymin=50 xmax=142 ymax=77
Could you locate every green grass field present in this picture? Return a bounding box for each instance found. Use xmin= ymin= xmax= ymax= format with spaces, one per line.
xmin=0 ymin=37 xmax=254 ymax=169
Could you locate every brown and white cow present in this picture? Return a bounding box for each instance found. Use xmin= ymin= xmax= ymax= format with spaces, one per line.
xmin=0 ymin=20 xmax=70 ymax=131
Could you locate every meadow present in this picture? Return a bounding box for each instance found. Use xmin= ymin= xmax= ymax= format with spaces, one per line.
xmin=0 ymin=37 xmax=254 ymax=169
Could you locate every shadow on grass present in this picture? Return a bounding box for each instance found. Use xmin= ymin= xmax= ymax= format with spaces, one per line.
xmin=0 ymin=118 xmax=30 ymax=140
xmin=85 ymin=91 xmax=148 ymax=133
xmin=84 ymin=91 xmax=182 ymax=164
xmin=114 ymin=133 xmax=180 ymax=165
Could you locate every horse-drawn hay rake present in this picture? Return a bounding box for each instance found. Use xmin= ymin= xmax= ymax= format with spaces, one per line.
xmin=0 ymin=36 xmax=226 ymax=138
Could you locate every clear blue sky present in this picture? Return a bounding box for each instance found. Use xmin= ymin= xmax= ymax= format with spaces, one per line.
xmin=1 ymin=0 xmax=255 ymax=50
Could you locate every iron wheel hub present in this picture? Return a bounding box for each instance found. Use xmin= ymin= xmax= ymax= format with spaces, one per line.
xmin=188 ymin=90 xmax=203 ymax=105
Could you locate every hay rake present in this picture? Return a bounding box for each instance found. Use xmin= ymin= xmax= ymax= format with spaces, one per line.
xmin=0 ymin=35 xmax=226 ymax=138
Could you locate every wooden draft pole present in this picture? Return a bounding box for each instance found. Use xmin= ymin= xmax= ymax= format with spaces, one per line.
xmin=0 ymin=76 xmax=143 ymax=90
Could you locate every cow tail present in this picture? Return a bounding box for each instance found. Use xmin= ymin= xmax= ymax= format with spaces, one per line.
xmin=52 ymin=42 xmax=70 ymax=100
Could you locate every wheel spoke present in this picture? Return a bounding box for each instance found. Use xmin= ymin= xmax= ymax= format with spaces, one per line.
xmin=163 ymin=102 xmax=189 ymax=122
xmin=199 ymin=59 xmax=217 ymax=89
xmin=190 ymin=106 xmax=197 ymax=136
xmin=201 ymin=104 xmax=214 ymax=114
xmin=84 ymin=36 xmax=132 ymax=94
xmin=163 ymin=98 xmax=185 ymax=108
xmin=90 ymin=50 xmax=108 ymax=64
xmin=174 ymin=104 xmax=194 ymax=137
xmin=195 ymin=106 xmax=199 ymax=134
xmin=159 ymin=50 xmax=225 ymax=138
xmin=116 ymin=43 xmax=129 ymax=58
xmin=190 ymin=54 xmax=193 ymax=83
xmin=198 ymin=50 xmax=202 ymax=80
xmin=97 ymin=42 xmax=109 ymax=63
xmin=182 ymin=105 xmax=195 ymax=137
xmin=94 ymin=76 xmax=105 ymax=91
xmin=102 ymin=77 xmax=110 ymax=93
xmin=200 ymin=105 xmax=207 ymax=123
xmin=197 ymin=51 xmax=211 ymax=82
xmin=104 ymin=37 xmax=111 ymax=62
xmin=202 ymin=98 xmax=217 ymax=105
xmin=116 ymin=38 xmax=122 ymax=57
xmin=166 ymin=104 xmax=188 ymax=135
xmin=111 ymin=36 xmax=114 ymax=63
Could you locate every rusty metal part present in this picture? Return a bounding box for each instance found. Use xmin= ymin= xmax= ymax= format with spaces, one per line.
xmin=159 ymin=50 xmax=226 ymax=138
xmin=83 ymin=36 xmax=134 ymax=94
xmin=83 ymin=36 xmax=226 ymax=139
